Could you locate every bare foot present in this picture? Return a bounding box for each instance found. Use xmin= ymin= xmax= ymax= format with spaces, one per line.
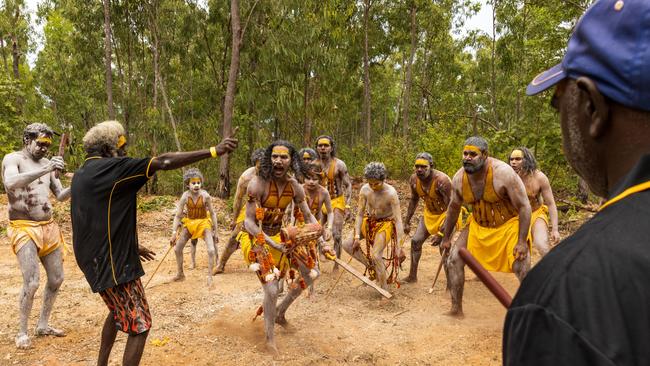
xmin=266 ymin=340 xmax=279 ymax=356
xmin=444 ymin=309 xmax=465 ymax=319
xmin=207 ymin=275 xmax=214 ymax=287
xmin=15 ymin=333 xmax=31 ymax=349
xmin=213 ymin=266 xmax=224 ymax=275
xmin=172 ymin=273 xmax=185 ymax=282
xmin=402 ymin=275 xmax=418 ymax=283
xmin=35 ymin=326 xmax=65 ymax=337
xmin=275 ymin=314 xmax=288 ymax=326
xmin=189 ymin=262 xmax=196 ymax=270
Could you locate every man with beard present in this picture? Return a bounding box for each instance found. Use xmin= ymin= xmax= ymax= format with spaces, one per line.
xmin=241 ymin=141 xmax=333 ymax=354
xmin=508 ymin=147 xmax=560 ymax=257
xmin=2 ymin=123 xmax=69 ymax=349
xmin=403 ymin=152 xmax=459 ymax=283
xmin=342 ymin=162 xmax=406 ymax=291
xmin=504 ymin=1 xmax=650 ymax=364
xmin=214 ymin=148 xmax=265 ymax=274
xmin=314 ymin=135 xmax=352 ymax=272
xmin=440 ymin=136 xmax=531 ymax=317
xmin=71 ymin=120 xmax=237 ymax=366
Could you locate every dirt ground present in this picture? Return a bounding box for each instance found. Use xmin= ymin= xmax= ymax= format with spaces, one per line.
xmin=0 ymin=181 xmax=588 ymax=366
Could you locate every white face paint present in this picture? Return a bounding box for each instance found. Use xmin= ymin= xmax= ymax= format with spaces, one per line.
xmin=189 ymin=179 xmax=202 ymax=192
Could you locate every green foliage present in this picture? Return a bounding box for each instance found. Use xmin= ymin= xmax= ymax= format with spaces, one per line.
xmin=0 ymin=0 xmax=591 ymax=199
xmin=137 ymin=195 xmax=176 ymax=213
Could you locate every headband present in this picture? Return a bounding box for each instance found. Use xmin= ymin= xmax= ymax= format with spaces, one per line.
xmin=272 ymin=146 xmax=290 ymax=155
xmin=317 ymin=138 xmax=331 ymax=146
xmin=117 ymin=135 xmax=127 ymax=148
xmin=414 ymin=158 xmax=430 ymax=166
xmin=463 ymin=145 xmax=482 ymax=154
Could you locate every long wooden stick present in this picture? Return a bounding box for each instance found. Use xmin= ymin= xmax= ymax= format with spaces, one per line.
xmin=331 ymin=257 xmax=393 ymax=298
xmin=145 ymin=245 xmax=174 ymax=289
xmin=428 ymin=247 xmax=448 ymax=294
xmin=458 ymin=247 xmax=512 ymax=308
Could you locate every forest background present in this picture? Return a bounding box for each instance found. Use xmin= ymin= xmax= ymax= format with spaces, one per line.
xmin=0 ymin=0 xmax=594 ymax=201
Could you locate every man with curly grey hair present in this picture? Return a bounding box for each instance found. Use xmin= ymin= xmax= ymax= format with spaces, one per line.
xmin=170 ymin=168 xmax=219 ymax=285
xmin=70 ymin=120 xmax=237 ymax=366
xmin=1 ymin=123 xmax=70 ymax=349
xmin=342 ymin=162 xmax=406 ymax=292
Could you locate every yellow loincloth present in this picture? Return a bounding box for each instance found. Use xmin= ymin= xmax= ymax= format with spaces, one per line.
xmin=466 ymin=214 xmax=530 ymax=273
xmin=8 ymin=219 xmax=64 ymax=257
xmin=422 ymin=208 xmax=463 ymax=236
xmin=240 ymin=232 xmax=290 ymax=272
xmin=181 ymin=217 xmax=213 ymax=240
xmin=325 ymin=195 xmax=346 ymax=214
xmin=361 ymin=217 xmax=395 ymax=244
xmin=528 ymin=205 xmax=549 ymax=242
xmin=235 ymin=206 xmax=246 ymax=225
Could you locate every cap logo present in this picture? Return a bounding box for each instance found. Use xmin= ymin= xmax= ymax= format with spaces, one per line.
xmin=614 ymin=0 xmax=624 ymax=11
xmin=530 ymin=68 xmax=564 ymax=87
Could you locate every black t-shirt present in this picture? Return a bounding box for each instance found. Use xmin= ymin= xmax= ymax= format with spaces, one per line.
xmin=503 ymin=155 xmax=650 ymax=365
xmin=71 ymin=156 xmax=153 ymax=293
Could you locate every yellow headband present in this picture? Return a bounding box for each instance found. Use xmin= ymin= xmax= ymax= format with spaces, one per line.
xmin=303 ymin=152 xmax=311 ymax=159
xmin=35 ymin=136 xmax=52 ymax=144
xmin=414 ymin=158 xmax=430 ymax=166
xmin=189 ymin=177 xmax=202 ymax=184
xmin=272 ymin=146 xmax=290 ymax=155
xmin=317 ymin=138 xmax=330 ymax=146
xmin=463 ymin=145 xmax=482 ymax=154
xmin=510 ymin=149 xmax=524 ymax=159
xmin=117 ymin=135 xmax=127 ymax=148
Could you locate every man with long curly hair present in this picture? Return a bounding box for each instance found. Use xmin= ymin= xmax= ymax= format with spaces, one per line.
xmin=508 ymin=147 xmax=560 ymax=256
xmin=2 ymin=123 xmax=70 ymax=349
xmin=70 ymin=120 xmax=236 ymax=366
xmin=241 ymin=140 xmax=333 ymax=354
xmin=314 ymin=135 xmax=352 ymax=272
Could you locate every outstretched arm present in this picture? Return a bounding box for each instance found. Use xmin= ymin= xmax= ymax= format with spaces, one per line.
xmin=391 ymin=190 xmax=405 ymax=246
xmin=322 ymin=190 xmax=334 ymax=238
xmin=2 ymin=155 xmax=63 ymax=190
xmin=502 ymin=167 xmax=531 ymax=260
xmin=436 ymin=176 xmax=453 ymax=234
xmin=539 ymin=172 xmax=560 ymax=242
xmin=147 ymin=138 xmax=237 ymax=175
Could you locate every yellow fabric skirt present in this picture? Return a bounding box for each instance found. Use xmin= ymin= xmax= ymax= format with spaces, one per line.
xmin=361 ymin=217 xmax=395 ymax=244
xmin=528 ymin=205 xmax=549 ymax=242
xmin=235 ymin=206 xmax=246 ymax=225
xmin=330 ymin=195 xmax=346 ymax=213
xmin=8 ymin=219 xmax=64 ymax=257
xmin=466 ymin=215 xmax=530 ymax=273
xmin=422 ymin=208 xmax=463 ymax=236
xmin=181 ymin=217 xmax=213 ymax=240
xmin=240 ymin=232 xmax=289 ymax=272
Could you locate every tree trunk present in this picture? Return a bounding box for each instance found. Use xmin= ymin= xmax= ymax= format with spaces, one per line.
xmin=217 ymin=0 xmax=242 ymax=199
xmin=362 ymin=0 xmax=372 ymax=147
xmin=103 ymin=0 xmax=115 ymax=119
xmin=0 ymin=37 xmax=8 ymax=72
xmin=302 ymin=67 xmax=311 ymax=147
xmin=401 ymin=2 xmax=417 ymax=137
xmin=490 ymin=0 xmax=498 ymax=127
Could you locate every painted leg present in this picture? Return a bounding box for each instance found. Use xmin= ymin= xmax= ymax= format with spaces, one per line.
xmin=372 ymin=233 xmax=389 ymax=291
xmin=262 ymin=280 xmax=280 ymax=354
xmin=446 ymin=227 xmax=468 ymax=318
xmin=532 ymin=218 xmax=550 ymax=257
xmin=35 ymin=247 xmax=64 ymax=337
xmin=277 ymin=264 xmax=319 ymax=323
xmin=15 ymin=242 xmax=40 ymax=349
xmin=513 ymin=256 xmax=531 ymax=282
xmin=123 ymin=331 xmax=149 ymax=366
xmin=403 ymin=219 xmax=429 ymax=283
xmin=331 ymin=209 xmax=344 ymax=272
xmin=342 ymin=237 xmax=371 ymax=267
xmin=190 ymin=238 xmax=198 ymax=269
xmin=203 ymin=230 xmax=216 ymax=287
xmin=215 ymin=232 xmax=239 ymax=274
xmin=97 ymin=312 xmax=117 ymax=366
xmin=173 ymin=229 xmax=191 ymax=281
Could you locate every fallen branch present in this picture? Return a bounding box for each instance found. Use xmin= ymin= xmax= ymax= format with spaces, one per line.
xmin=558 ymin=199 xmax=598 ymax=212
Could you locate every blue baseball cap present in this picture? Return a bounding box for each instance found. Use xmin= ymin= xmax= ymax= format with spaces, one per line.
xmin=527 ymin=0 xmax=650 ymax=111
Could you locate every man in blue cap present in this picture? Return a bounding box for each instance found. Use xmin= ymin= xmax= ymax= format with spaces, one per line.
xmin=503 ymin=0 xmax=650 ymax=364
